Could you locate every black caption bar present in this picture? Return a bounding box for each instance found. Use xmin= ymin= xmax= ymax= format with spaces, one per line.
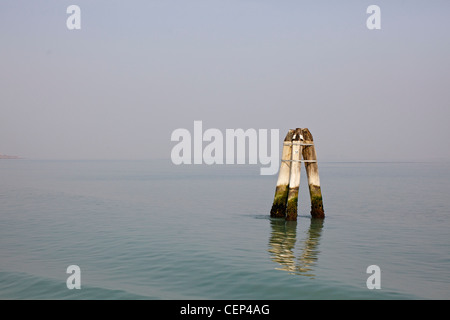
xmin=156 ymin=300 xmax=333 ymax=318
xmin=4 ymin=299 xmax=433 ymax=318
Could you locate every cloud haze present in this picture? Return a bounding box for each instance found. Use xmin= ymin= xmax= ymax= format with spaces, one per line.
xmin=1 ymin=0 xmax=449 ymax=161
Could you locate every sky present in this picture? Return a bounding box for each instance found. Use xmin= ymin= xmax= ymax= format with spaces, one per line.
xmin=1 ymin=0 xmax=449 ymax=161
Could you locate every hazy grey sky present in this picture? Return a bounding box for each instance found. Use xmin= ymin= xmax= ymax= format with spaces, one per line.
xmin=1 ymin=0 xmax=449 ymax=161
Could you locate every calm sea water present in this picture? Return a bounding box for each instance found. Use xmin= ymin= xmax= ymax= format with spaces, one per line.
xmin=1 ymin=160 xmax=449 ymax=299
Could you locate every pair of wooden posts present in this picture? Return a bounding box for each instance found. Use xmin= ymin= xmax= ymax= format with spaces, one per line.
xmin=270 ymin=128 xmax=324 ymax=221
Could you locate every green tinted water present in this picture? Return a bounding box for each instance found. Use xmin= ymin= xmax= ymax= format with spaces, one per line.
xmin=1 ymin=160 xmax=449 ymax=299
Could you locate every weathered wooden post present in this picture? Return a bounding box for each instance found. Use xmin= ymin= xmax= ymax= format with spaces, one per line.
xmin=270 ymin=129 xmax=294 ymax=218
xmin=286 ymin=128 xmax=302 ymax=221
xmin=270 ymin=127 xmax=324 ymax=220
xmin=301 ymin=128 xmax=325 ymax=219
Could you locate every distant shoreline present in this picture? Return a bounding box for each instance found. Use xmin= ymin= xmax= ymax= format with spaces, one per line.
xmin=0 ymin=154 xmax=20 ymax=159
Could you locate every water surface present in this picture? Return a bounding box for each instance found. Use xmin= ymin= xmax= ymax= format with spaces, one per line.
xmin=1 ymin=160 xmax=449 ymax=299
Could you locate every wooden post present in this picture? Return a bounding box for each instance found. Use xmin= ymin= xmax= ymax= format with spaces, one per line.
xmin=270 ymin=129 xmax=294 ymax=218
xmin=301 ymin=128 xmax=325 ymax=219
xmin=286 ymin=128 xmax=302 ymax=221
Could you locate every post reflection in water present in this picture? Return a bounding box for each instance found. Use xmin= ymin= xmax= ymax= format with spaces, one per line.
xmin=268 ymin=218 xmax=324 ymax=278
